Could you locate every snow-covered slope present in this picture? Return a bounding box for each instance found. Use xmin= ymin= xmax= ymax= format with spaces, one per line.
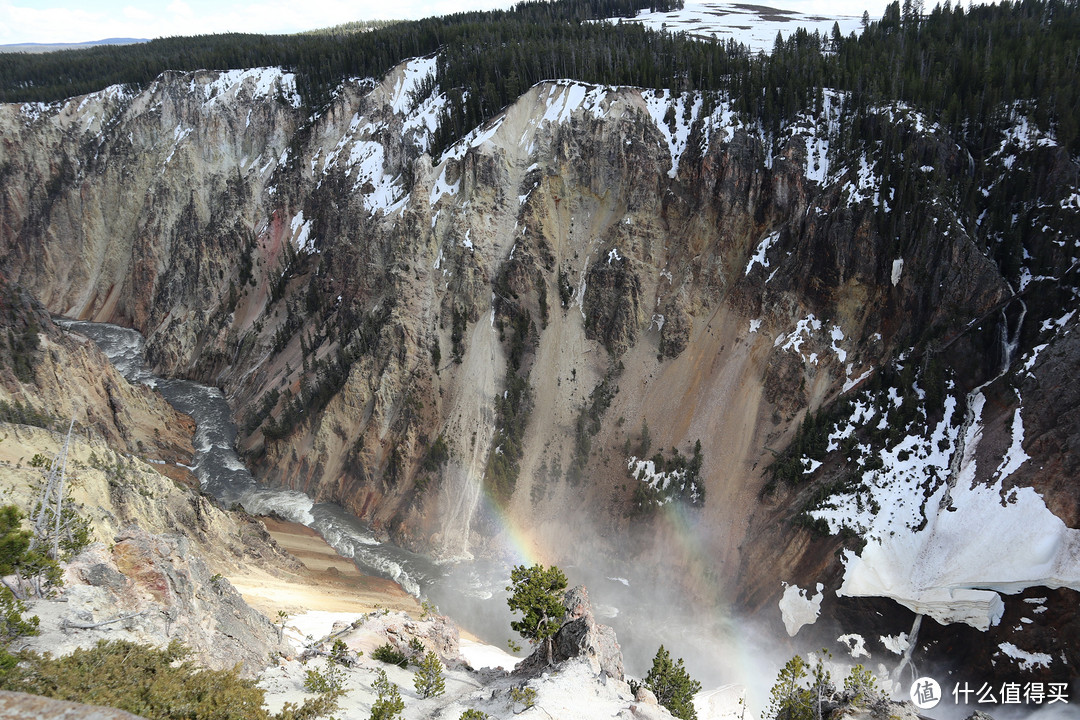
xmin=607 ymin=1 xmax=863 ymax=52
xmin=812 ymin=384 xmax=1080 ymax=631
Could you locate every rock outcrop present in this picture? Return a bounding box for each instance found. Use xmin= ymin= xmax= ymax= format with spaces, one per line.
xmin=17 ymin=525 xmax=291 ymax=676
xmin=0 ymin=423 xmax=300 ymax=575
xmin=516 ymin=585 xmax=624 ymax=681
xmin=0 ymin=691 xmax=149 ymax=720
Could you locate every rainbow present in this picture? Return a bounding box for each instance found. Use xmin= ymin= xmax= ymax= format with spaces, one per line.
xmin=476 ymin=490 xmax=548 ymax=569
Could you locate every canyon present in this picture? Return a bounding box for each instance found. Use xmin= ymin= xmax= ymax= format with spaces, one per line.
xmin=1 ymin=42 xmax=1078 ymax=697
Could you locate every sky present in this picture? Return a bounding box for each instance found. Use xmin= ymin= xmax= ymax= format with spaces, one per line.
xmin=0 ymin=0 xmax=959 ymax=45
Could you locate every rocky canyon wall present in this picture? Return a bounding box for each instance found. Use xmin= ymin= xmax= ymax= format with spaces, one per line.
xmin=2 ymin=59 xmax=1078 ymax=668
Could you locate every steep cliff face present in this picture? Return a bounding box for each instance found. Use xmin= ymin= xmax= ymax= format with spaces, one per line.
xmin=1 ymin=59 xmax=1077 ymax=666
xmin=0 ymin=275 xmax=194 ymax=467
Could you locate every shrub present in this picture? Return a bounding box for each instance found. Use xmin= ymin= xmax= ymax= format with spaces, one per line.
xmin=460 ymin=710 xmax=489 ymax=720
xmin=0 ymin=639 xmax=275 ymax=720
xmin=372 ymin=642 xmax=408 ymax=668
xmin=509 ymin=685 xmax=536 ymax=709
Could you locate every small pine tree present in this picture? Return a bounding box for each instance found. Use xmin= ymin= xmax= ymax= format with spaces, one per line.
xmin=330 ymin=638 xmax=351 ymax=664
xmin=638 ymin=419 xmax=651 ymax=457
xmin=843 ymin=664 xmax=879 ymax=707
xmin=766 ymin=651 xmax=870 ymax=720
xmin=643 ymin=645 xmax=702 ymax=720
xmin=303 ymin=662 xmax=346 ymax=699
xmin=808 ymin=650 xmax=834 ymax=719
xmin=370 ymin=669 xmax=404 ymax=720
xmin=0 ymin=505 xmax=40 ymax=652
xmin=413 ymin=651 xmax=446 ymax=698
xmin=1 ymin=587 xmax=39 ymax=671
xmin=765 ymin=654 xmax=812 ymax=720
xmin=0 ymin=506 xmax=31 ymax=577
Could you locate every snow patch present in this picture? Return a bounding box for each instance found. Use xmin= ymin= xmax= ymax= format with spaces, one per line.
xmin=192 ymin=67 xmax=301 ymax=109
xmin=541 ymin=82 xmax=589 ymax=124
xmin=343 ymin=139 xmax=407 ymax=214
xmin=779 ymin=582 xmax=824 ymax=636
xmin=837 ymin=634 xmax=870 ymax=659
xmin=880 ymin=633 xmax=909 ymax=656
xmin=162 ymin=124 xmax=191 ymax=166
xmin=289 ymin=211 xmax=315 ymax=254
xmin=778 ymin=314 xmax=822 ymax=360
xmin=459 ymin=638 xmax=521 ymax=671
xmin=998 ymin=642 xmax=1052 ymax=671
xmin=842 ymin=154 xmax=884 ymax=208
xmin=641 ymin=89 xmax=702 ymax=178
xmin=830 ymin=326 xmax=847 ymax=363
xmin=390 ymin=56 xmax=437 ymax=114
xmin=815 ymin=385 xmax=1080 ymax=631
xmin=745 ymin=230 xmax=780 ymax=275
xmin=612 ymin=1 xmax=863 ymax=53
xmin=993 ymin=406 xmax=1030 ymax=481
xmin=429 ymin=166 xmax=461 ymax=206
xmin=842 ymin=368 xmax=873 ymax=394
xmin=401 ymin=89 xmax=446 ymax=155
xmin=628 ymin=456 xmax=685 ymax=499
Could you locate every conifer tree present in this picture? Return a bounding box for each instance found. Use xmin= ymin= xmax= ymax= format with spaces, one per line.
xmin=642 ymin=645 xmax=701 ymax=720
xmin=413 ymin=651 xmax=446 ymax=698
xmin=765 ymin=654 xmax=812 ymax=720
xmin=371 ymin=669 xmax=405 ymax=720
xmin=506 ymin=564 xmax=568 ymax=665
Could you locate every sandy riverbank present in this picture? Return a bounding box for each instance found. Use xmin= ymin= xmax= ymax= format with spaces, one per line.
xmin=228 ymin=516 xmax=422 ymax=619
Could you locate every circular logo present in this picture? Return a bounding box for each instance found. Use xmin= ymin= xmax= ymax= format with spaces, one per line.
xmin=910 ymin=676 xmax=942 ymax=710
